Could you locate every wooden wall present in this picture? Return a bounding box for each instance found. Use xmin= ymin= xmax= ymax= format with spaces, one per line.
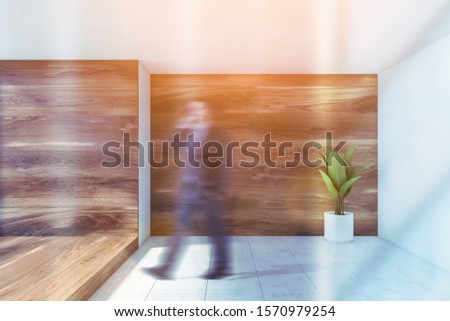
xmin=151 ymin=74 xmax=377 ymax=236
xmin=0 ymin=60 xmax=139 ymax=237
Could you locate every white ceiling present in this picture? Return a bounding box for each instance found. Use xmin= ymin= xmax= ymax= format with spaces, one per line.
xmin=1 ymin=0 xmax=450 ymax=74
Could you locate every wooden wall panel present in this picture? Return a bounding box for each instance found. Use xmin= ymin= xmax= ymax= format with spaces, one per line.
xmin=151 ymin=74 xmax=377 ymax=236
xmin=0 ymin=60 xmax=139 ymax=236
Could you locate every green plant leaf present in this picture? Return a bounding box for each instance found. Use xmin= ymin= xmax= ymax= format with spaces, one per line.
xmin=342 ymin=146 xmax=356 ymax=167
xmin=357 ymin=162 xmax=377 ymax=173
xmin=338 ymin=176 xmax=361 ymax=198
xmin=318 ymin=152 xmax=328 ymax=166
xmin=327 ymin=153 xmax=347 ymax=189
xmin=346 ymin=167 xmax=357 ymax=179
xmin=319 ymin=169 xmax=338 ymax=199
xmin=323 ymin=147 xmax=331 ymax=164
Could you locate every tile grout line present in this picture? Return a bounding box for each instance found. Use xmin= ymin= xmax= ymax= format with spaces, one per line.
xmin=142 ymin=237 xmax=167 ymax=301
xmin=328 ymin=237 xmax=424 ymax=300
xmin=203 ymin=239 xmax=214 ymax=301
xmin=280 ymin=236 xmax=325 ymax=301
xmin=247 ymin=236 xmax=266 ymax=301
xmin=142 ymin=239 xmax=160 ymax=301
xmin=365 ymin=238 xmax=445 ymax=298
xmin=144 ymin=279 xmax=158 ymax=301
xmin=327 ymin=237 xmax=422 ymax=300
xmin=327 ymin=241 xmax=383 ymax=300
xmin=325 ymin=237 xmax=389 ymax=300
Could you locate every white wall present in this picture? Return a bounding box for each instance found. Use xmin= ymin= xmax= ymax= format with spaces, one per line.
xmin=138 ymin=63 xmax=151 ymax=246
xmin=1 ymin=0 xmax=450 ymax=74
xmin=379 ymin=33 xmax=450 ymax=272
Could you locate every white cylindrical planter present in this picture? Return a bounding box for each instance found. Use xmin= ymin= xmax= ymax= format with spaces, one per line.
xmin=324 ymin=211 xmax=354 ymax=242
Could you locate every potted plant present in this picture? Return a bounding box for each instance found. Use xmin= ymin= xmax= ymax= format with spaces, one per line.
xmin=319 ymin=147 xmax=375 ymax=242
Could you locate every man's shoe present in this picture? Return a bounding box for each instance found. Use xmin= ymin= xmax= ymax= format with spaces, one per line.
xmin=202 ymin=267 xmax=231 ymax=280
xmin=147 ymin=266 xmax=171 ymax=279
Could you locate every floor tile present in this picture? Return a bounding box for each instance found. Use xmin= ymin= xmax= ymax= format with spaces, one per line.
xmin=90 ymin=236 xmax=450 ymax=301
xmin=259 ymin=270 xmax=323 ymax=301
xmin=206 ymin=274 xmax=261 ymax=294
xmin=205 ymin=292 xmax=264 ymax=301
xmin=90 ymin=293 xmax=148 ymax=301
xmin=146 ymin=293 xmax=206 ymax=301
xmin=95 ymin=274 xmax=156 ymax=295
xmin=150 ymin=278 xmax=207 ymax=295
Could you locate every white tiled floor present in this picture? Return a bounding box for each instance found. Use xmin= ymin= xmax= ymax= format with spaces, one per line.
xmin=89 ymin=236 xmax=450 ymax=301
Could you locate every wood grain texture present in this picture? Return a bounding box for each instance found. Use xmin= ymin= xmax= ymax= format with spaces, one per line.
xmin=0 ymin=60 xmax=139 ymax=236
xmin=0 ymin=234 xmax=137 ymax=300
xmin=151 ymin=74 xmax=377 ymax=236
xmin=0 ymin=60 xmax=139 ymax=300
